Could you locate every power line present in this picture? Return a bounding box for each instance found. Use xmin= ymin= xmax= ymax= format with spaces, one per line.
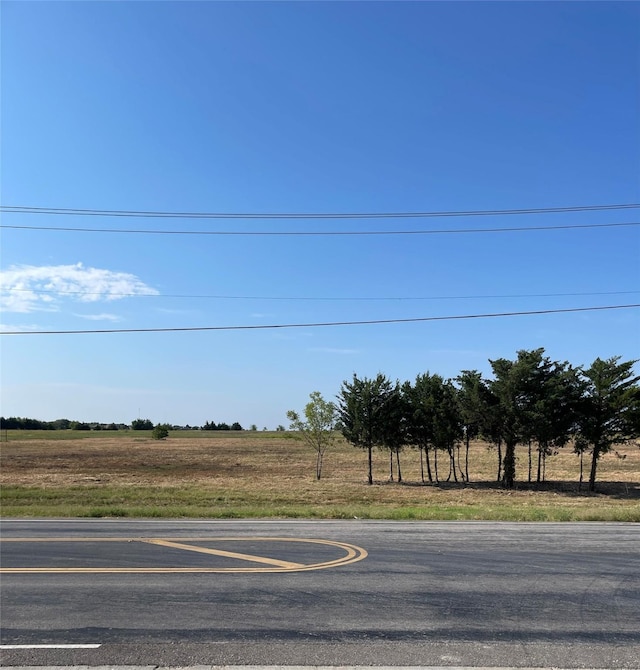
xmin=1 ymin=203 xmax=637 ymax=219
xmin=1 ymin=287 xmax=638 ymax=301
xmin=2 ymin=304 xmax=637 ymax=335
xmin=1 ymin=221 xmax=638 ymax=236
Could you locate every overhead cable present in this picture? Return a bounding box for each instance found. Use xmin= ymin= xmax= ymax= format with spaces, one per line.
xmin=0 ymin=202 xmax=637 ymax=219
xmin=1 ymin=221 xmax=638 ymax=236
xmin=1 ymin=304 xmax=637 ymax=335
xmin=1 ymin=287 xmax=638 ymax=301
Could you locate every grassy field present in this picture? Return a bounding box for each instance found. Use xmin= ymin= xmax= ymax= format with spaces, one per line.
xmin=1 ymin=430 xmax=639 ymax=521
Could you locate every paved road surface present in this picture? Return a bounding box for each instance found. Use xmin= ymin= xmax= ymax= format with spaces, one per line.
xmin=1 ymin=520 xmax=638 ymax=668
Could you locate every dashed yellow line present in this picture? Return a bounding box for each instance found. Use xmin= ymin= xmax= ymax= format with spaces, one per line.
xmin=0 ymin=537 xmax=368 ymax=573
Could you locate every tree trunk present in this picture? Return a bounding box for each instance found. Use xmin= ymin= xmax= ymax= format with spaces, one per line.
xmin=420 ymin=448 xmax=425 ymax=483
xmin=389 ymin=450 xmax=394 ymax=481
xmin=528 ymin=440 xmax=532 ymax=483
xmin=316 ymin=451 xmax=322 ymax=480
xmin=367 ymin=446 xmax=373 ymax=485
xmin=502 ymin=440 xmax=516 ymax=488
xmin=425 ymin=446 xmax=433 ymax=483
xmin=465 ymin=433 xmax=470 ymax=483
xmin=496 ymin=439 xmax=503 ymax=482
xmin=579 ymin=451 xmax=584 ymax=490
xmin=457 ymin=444 xmax=465 ymax=482
xmin=588 ymin=444 xmax=600 ymax=492
xmin=396 ymin=450 xmax=402 ymax=483
xmin=449 ymin=446 xmax=458 ymax=483
xmin=536 ymin=447 xmax=542 ymax=484
xmin=434 ymin=447 xmax=439 ymax=484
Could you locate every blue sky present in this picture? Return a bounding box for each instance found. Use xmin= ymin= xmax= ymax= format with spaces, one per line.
xmin=1 ymin=1 xmax=638 ymax=428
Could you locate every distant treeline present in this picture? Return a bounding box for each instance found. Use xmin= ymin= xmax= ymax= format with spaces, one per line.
xmin=202 ymin=420 xmax=243 ymax=431
xmin=0 ymin=417 xmax=245 ymax=431
xmin=0 ymin=417 xmax=129 ymax=431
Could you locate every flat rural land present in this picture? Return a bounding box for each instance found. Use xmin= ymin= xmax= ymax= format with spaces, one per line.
xmin=1 ymin=430 xmax=639 ymax=521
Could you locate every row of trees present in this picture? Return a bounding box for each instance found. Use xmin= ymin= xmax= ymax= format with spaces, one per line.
xmin=134 ymin=419 xmax=246 ymax=431
xmin=202 ymin=420 xmax=243 ymax=431
xmin=288 ymin=351 xmax=639 ymax=491
xmin=0 ymin=417 xmax=130 ymax=431
xmin=1 ymin=418 xmax=285 ymax=433
xmin=0 ymin=417 xmax=245 ymax=431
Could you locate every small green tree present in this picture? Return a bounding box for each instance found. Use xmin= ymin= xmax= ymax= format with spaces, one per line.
xmin=151 ymin=423 xmax=170 ymax=440
xmin=287 ymin=391 xmax=338 ymax=480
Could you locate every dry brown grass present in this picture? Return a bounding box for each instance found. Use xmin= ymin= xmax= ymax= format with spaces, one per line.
xmin=1 ymin=431 xmax=639 ymax=520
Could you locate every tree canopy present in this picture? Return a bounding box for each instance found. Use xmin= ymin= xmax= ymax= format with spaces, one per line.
xmin=575 ymin=356 xmax=640 ymax=491
xmin=335 ymin=350 xmax=639 ymax=490
xmin=338 ymin=373 xmax=400 ymax=485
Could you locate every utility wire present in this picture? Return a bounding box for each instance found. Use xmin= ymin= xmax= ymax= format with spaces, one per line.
xmin=1 ymin=287 xmax=638 ymax=301
xmin=1 ymin=221 xmax=638 ymax=236
xmin=1 ymin=203 xmax=638 ymax=219
xmin=2 ymin=304 xmax=637 ymax=335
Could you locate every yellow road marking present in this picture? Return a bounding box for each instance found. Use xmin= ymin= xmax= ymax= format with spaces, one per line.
xmin=142 ymin=539 xmax=304 ymax=568
xmin=0 ymin=537 xmax=368 ymax=574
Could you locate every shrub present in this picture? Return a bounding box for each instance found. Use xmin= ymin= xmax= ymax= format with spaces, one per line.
xmin=151 ymin=424 xmax=170 ymax=440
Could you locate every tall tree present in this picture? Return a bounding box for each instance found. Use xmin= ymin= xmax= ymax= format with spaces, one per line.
xmin=488 ymin=349 xmax=549 ymax=488
xmin=455 ymin=370 xmax=487 ymax=482
xmin=404 ymin=373 xmax=461 ymax=484
xmin=381 ymin=383 xmax=407 ymax=483
xmin=488 ymin=356 xmax=523 ymax=488
xmin=287 ymin=391 xmax=338 ymax=480
xmin=478 ymin=384 xmax=503 ymax=482
xmin=431 ymin=376 xmax=463 ymax=482
xmin=403 ymin=374 xmax=436 ymax=483
xmin=575 ymin=357 xmax=640 ymax=492
xmin=526 ymin=359 xmax=583 ymax=484
xmin=338 ymin=373 xmax=398 ymax=485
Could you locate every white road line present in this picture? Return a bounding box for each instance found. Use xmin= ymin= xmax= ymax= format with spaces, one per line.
xmin=0 ymin=644 xmax=102 ymax=649
xmin=0 ymin=666 xmax=623 ymax=670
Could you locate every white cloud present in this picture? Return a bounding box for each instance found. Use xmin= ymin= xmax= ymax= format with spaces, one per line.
xmin=73 ymin=313 xmax=123 ymax=322
xmin=0 ymin=323 xmax=42 ymax=332
xmin=0 ymin=263 xmax=158 ymax=313
xmin=309 ymin=347 xmax=360 ymax=354
xmin=155 ymin=307 xmax=197 ymax=315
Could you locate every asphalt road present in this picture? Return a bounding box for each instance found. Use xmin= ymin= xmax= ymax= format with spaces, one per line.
xmin=1 ymin=519 xmax=639 ymax=668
